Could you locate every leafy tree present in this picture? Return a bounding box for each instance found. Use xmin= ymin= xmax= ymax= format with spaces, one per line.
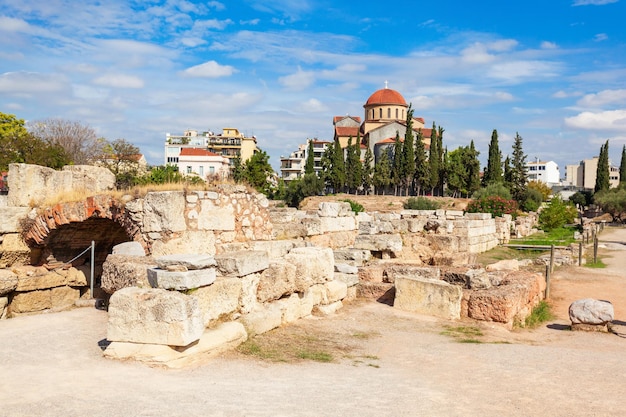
xmin=404 ymin=197 xmax=441 ymax=210
xmin=619 ymin=145 xmax=626 ymax=184
xmin=361 ymin=144 xmax=374 ymax=195
xmin=241 ymin=150 xmax=275 ymax=195
xmin=466 ymin=140 xmax=481 ymax=197
xmin=473 ymin=182 xmax=512 ymax=200
xmin=538 ymin=196 xmax=578 ymax=231
xmin=391 ymin=132 xmax=404 ymax=195
xmin=231 ymin=156 xmax=245 ymax=183
xmin=402 ymin=104 xmax=416 ymax=196
xmin=282 ymin=173 xmax=322 ymax=208
xmin=594 ymin=185 xmax=626 ymax=223
xmin=569 ymin=190 xmax=593 ymax=209
xmin=138 ymin=164 xmax=184 ymax=184
xmin=520 ymin=188 xmax=543 ymax=212
xmin=413 ymin=129 xmax=430 ymax=195
xmin=527 ymin=180 xmax=552 ymax=201
xmin=595 ymin=140 xmax=610 ymax=193
xmin=483 ymin=129 xmax=503 ymax=185
xmin=331 ymin=137 xmax=346 ymax=193
xmin=373 ymin=149 xmax=392 ymax=195
xmin=304 ymin=140 xmax=315 ymax=175
xmin=509 ymin=132 xmax=528 ymax=203
xmin=28 ymin=118 xmax=104 ymax=164
xmin=100 ymin=138 xmax=142 ymax=188
xmin=446 ymin=147 xmax=467 ymax=198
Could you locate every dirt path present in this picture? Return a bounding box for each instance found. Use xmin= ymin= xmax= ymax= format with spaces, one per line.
xmin=1 ymin=229 xmax=625 ymax=417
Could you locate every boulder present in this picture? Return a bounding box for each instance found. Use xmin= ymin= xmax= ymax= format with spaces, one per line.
xmin=100 ymin=254 xmax=157 ymax=294
xmin=486 ymin=259 xmax=520 ymax=272
xmin=257 ymin=260 xmax=297 ymax=303
xmin=353 ymin=234 xmax=403 ymax=254
xmin=111 ymin=242 xmax=146 ymax=257
xmin=107 ymin=287 xmax=203 ymax=347
xmin=318 ymin=202 xmax=353 ymax=217
xmin=569 ymin=298 xmax=614 ymax=325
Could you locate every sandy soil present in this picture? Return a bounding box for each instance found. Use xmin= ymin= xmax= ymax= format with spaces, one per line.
xmin=299 ymin=194 xmax=471 ymax=213
xmin=1 ymin=229 xmax=625 ymax=417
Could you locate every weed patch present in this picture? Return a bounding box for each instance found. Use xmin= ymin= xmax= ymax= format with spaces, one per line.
xmin=523 ymin=301 xmax=554 ymax=328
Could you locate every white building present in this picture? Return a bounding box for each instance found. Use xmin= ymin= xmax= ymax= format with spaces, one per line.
xmin=178 ymin=148 xmax=229 ymax=180
xmin=279 ymin=139 xmax=331 ymax=182
xmin=526 ymin=160 xmax=560 ymax=185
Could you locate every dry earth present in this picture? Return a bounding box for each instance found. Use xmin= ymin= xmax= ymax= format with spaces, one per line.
xmin=1 ymin=228 xmax=625 ymax=417
xmin=299 ymin=194 xmax=471 ymax=213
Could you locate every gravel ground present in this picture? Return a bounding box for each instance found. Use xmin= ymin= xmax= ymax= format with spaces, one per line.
xmin=1 ymin=228 xmax=625 ymax=417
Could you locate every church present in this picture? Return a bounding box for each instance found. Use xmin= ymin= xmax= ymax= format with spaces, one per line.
xmin=333 ymin=85 xmax=432 ymax=162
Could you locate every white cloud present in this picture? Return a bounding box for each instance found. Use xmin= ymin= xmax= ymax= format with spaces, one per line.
xmin=298 ymin=98 xmax=328 ymax=113
xmin=278 ymin=68 xmax=315 ymax=90
xmin=577 ymin=89 xmax=626 ymax=107
xmin=564 ymin=110 xmax=626 ymax=130
xmin=240 ymin=19 xmax=261 ymax=25
xmin=572 ymin=0 xmax=618 ymax=5
xmin=0 ymin=71 xmax=67 ymax=93
xmin=541 ymin=41 xmax=558 ymax=49
xmin=181 ymin=61 xmax=236 ymax=78
xmin=0 ymin=16 xmax=30 ymax=32
xmin=488 ymin=61 xmax=559 ymax=83
xmin=594 ymin=33 xmax=609 ymax=42
xmin=460 ymin=39 xmax=517 ymax=64
xmin=93 ymin=74 xmax=144 ymax=89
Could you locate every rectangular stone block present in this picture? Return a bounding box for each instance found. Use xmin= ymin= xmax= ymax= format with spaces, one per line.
xmin=465 ymin=213 xmax=492 ymax=220
xmin=325 ymin=280 xmax=348 ymax=303
xmin=353 ymin=234 xmax=403 ymax=254
xmin=318 ymin=202 xmax=353 ymax=217
xmin=107 ymin=287 xmax=203 ymax=347
xmin=198 ymin=200 xmax=235 ymax=231
xmin=238 ymin=304 xmax=282 ymax=336
xmin=334 ymin=272 xmax=359 ymax=287
xmin=252 ymin=240 xmax=305 ymax=259
xmin=155 ymin=254 xmax=216 ymax=270
xmin=394 ymin=276 xmax=462 ymax=320
xmin=301 ymin=217 xmax=322 ymax=236
xmin=51 ymin=286 xmax=80 ymax=310
xmin=194 ymin=277 xmax=242 ymax=326
xmin=333 ymin=249 xmax=372 ymax=266
xmin=147 ymin=268 xmax=216 ymax=290
xmin=257 ymin=260 xmax=297 ymax=303
xmin=215 ymin=250 xmax=269 ymax=277
xmin=10 ymin=290 xmax=51 ymax=313
xmin=284 ymin=247 xmax=334 ymax=291
xmin=320 ymin=216 xmax=356 ymax=233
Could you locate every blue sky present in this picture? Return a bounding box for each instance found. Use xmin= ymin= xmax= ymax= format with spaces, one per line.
xmin=2 ymin=0 xmax=626 ymax=175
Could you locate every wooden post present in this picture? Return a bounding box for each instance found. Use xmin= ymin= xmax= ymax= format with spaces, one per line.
xmin=593 ymin=234 xmax=598 ymax=264
xmin=549 ymin=244 xmax=555 ymax=274
xmin=578 ymin=242 xmax=583 ymax=266
xmin=545 ymin=264 xmax=551 ymax=299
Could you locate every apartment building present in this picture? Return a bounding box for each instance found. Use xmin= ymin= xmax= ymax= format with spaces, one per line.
xmin=279 ymin=139 xmax=331 ymax=182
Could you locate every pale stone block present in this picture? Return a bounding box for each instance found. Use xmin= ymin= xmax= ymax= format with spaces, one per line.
xmin=269 ymin=208 xmax=298 ymax=224
xmin=111 ymin=242 xmax=146 ymax=257
xmin=302 ymin=217 xmax=322 ymax=236
xmin=319 ymin=216 xmax=356 ymax=233
xmin=445 ymin=210 xmax=465 ymax=218
xmin=147 ymin=268 xmax=216 ymax=290
xmin=345 ymin=286 xmax=357 ymax=302
xmin=10 ymin=289 xmax=51 ymax=313
xmin=15 ymin=267 xmax=87 ymax=292
xmin=238 ymin=304 xmax=282 ymax=336
xmin=353 ymin=234 xmax=403 ymax=254
xmin=194 ymin=277 xmax=242 ymax=326
xmin=385 ymin=265 xmax=440 ymax=284
xmin=143 ymin=191 xmax=187 ymax=233
xmin=333 ymin=249 xmax=371 ymax=266
xmin=569 ymin=299 xmax=614 ymax=325
xmin=0 ymin=296 xmax=7 ymax=319
xmin=314 ymin=300 xmax=343 ymax=316
xmin=335 ymin=263 xmax=358 ymax=274
xmin=257 ymin=260 xmax=297 ymax=303
xmin=325 ymin=280 xmax=348 ymax=303
xmin=306 ymin=284 xmax=328 ymax=306
xmin=101 ymin=255 xmax=157 ymax=294
xmin=240 ymin=273 xmax=261 ymax=314
xmin=251 ymin=240 xmax=305 ymax=259
xmin=318 ymin=202 xmax=352 ymax=217
xmin=334 ymin=272 xmax=359 ymax=287
xmin=198 ymin=199 xmax=235 ymax=231
xmin=215 ymin=250 xmax=269 ymax=277
xmin=0 ymin=269 xmax=18 ymax=296
xmin=465 ymin=213 xmax=492 ymax=220
xmin=51 ymin=286 xmax=80 ymax=309
xmin=394 ymin=276 xmax=462 ymax=320
xmin=486 ymin=259 xmax=520 ymax=272
xmin=155 ymin=254 xmax=216 ymax=270
xmin=284 ymin=247 xmax=334 ymax=291
xmin=0 ymin=207 xmax=32 ymax=233
xmin=274 ymin=292 xmax=312 ymax=324
xmin=107 ymin=287 xmax=203 ymax=347
xmin=0 ymin=233 xmax=30 ymax=265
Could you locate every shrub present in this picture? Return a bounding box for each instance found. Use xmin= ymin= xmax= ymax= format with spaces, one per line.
xmin=404 ymin=197 xmax=441 ymax=210
xmin=538 ymin=196 xmax=578 ymax=231
xmin=472 ymin=183 xmax=512 ymax=200
xmin=342 ymin=198 xmax=364 ymax=213
xmin=521 ymin=188 xmax=543 ymax=212
xmin=466 ymin=196 xmax=518 ymax=218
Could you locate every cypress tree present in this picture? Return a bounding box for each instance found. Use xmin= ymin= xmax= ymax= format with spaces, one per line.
xmin=332 ymin=137 xmax=346 ymax=193
xmin=362 ymin=142 xmax=374 ymax=195
xmin=620 ymin=145 xmax=626 ymax=187
xmin=402 ymin=104 xmax=416 ymax=195
xmin=595 ymin=140 xmax=610 ymax=193
xmin=304 ymin=139 xmax=315 ymax=175
xmin=436 ymin=126 xmax=446 ymax=196
xmin=429 ymin=122 xmax=440 ymax=195
xmin=483 ymin=129 xmax=503 ymax=185
xmin=391 ymin=132 xmax=404 ymax=196
xmin=467 ymin=140 xmax=481 ymax=196
xmin=373 ymin=149 xmax=392 ymax=195
xmin=413 ymin=129 xmax=430 ymax=196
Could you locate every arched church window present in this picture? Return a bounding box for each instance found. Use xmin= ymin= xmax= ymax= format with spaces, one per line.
xmin=379 ymin=108 xmax=382 ymax=118
xmin=387 ymin=108 xmax=391 ymax=118
xmin=396 ymin=108 xmax=399 ymax=119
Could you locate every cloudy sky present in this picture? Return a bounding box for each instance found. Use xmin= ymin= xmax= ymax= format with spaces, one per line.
xmin=2 ymin=0 xmax=626 ymax=174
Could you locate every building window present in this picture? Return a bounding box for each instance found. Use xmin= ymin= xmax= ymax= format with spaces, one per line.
xmin=199 ymin=166 xmax=204 ymax=177
xmin=396 ymin=108 xmax=398 ymax=119
xmin=209 ymin=166 xmax=215 ymax=174
xmin=379 ymin=108 xmax=382 ymax=118
xmin=186 ymin=166 xmax=192 ymax=174
xmin=387 ymin=108 xmax=391 ymax=118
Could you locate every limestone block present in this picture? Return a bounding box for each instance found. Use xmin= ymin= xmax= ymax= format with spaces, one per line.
xmin=238 ymin=304 xmax=282 ymax=336
xmin=385 ymin=265 xmax=440 ymax=284
xmin=318 ymin=202 xmax=353 ymax=217
xmin=147 ymin=268 xmax=216 ymax=290
xmin=252 ymin=240 xmax=305 ymax=259
xmin=333 ymin=249 xmax=371 ymax=266
xmin=569 ymin=299 xmax=614 ymax=325
xmin=275 ymin=292 xmax=313 ymax=324
xmin=313 ymin=300 xmax=343 ymax=316
xmin=333 ymin=272 xmax=359 ymax=288
xmin=357 ymin=282 xmax=395 ymax=303
xmin=107 ymin=287 xmax=203 ymax=347
xmin=15 ymin=267 xmax=87 ymax=292
xmin=8 ymin=164 xmax=70 ymax=207
xmin=302 ymin=217 xmax=322 ymax=236
xmin=111 ymin=242 xmax=146 ymax=257
xmin=486 ymin=259 xmax=520 ymax=272
xmin=100 ymin=254 xmax=157 ymax=294
xmin=390 ymin=219 xmax=408 ymax=233
xmin=194 ymin=277 xmax=242 ymax=326
xmin=353 ymin=234 xmax=403 ymax=254
xmin=445 ymin=210 xmax=465 ymax=218
xmin=358 ymin=265 xmax=385 ymax=283
xmin=10 ymin=290 xmax=52 ymax=313
xmin=150 ymin=231 xmax=216 ymax=257
xmin=284 ymin=247 xmax=334 ymax=291
xmin=269 ymin=207 xmax=299 ymax=224
xmin=142 ymin=191 xmax=187 ymax=233
xmin=335 ymin=263 xmax=358 ymax=274
xmin=215 ymin=250 xmax=269 ymax=277
xmin=0 ymin=207 xmax=32 ymax=233
xmin=394 ymin=276 xmax=462 ymax=320
xmin=306 ymin=284 xmax=328 ymax=306
xmin=198 ymin=199 xmax=235 ymax=231
xmin=0 ymin=269 xmax=18 ymax=296
xmin=325 ymin=280 xmax=348 ymax=303
xmin=319 ymin=216 xmax=356 ymax=234
xmin=257 ymin=260 xmax=297 ymax=303
xmin=104 ymin=322 xmax=247 ymax=368
xmin=357 ymin=221 xmax=378 ymax=235
xmin=345 ymin=286 xmax=357 ymax=302
xmin=240 ymin=273 xmax=261 ymax=314
xmin=465 ymin=213 xmax=492 ymax=220
xmin=62 ymin=165 xmax=116 ymax=195
xmin=271 ymin=223 xmax=308 ymax=240
xmin=312 ymin=231 xmax=356 ymax=249
xmin=0 ymin=233 xmax=31 ymax=266
xmin=400 ymin=209 xmax=436 ymax=217
xmin=155 ymin=254 xmax=216 ymax=270
xmin=51 ymin=286 xmax=80 ymax=309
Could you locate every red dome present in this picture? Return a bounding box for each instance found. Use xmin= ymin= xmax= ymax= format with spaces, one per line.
xmin=365 ymin=88 xmax=407 ymax=107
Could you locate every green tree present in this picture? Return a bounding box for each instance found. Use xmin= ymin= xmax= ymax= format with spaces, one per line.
xmin=595 ymin=140 xmax=610 ymax=193
xmin=402 ymin=104 xmax=416 ymax=196
xmin=527 ymin=180 xmax=552 ymax=201
xmin=361 ymin=144 xmax=374 ymax=195
xmin=435 ymin=126 xmax=446 ymax=196
xmin=619 ymin=145 xmax=626 ymax=184
xmin=429 ymin=122 xmax=440 ymax=195
xmin=139 ymin=164 xmax=184 ymax=185
xmin=331 ymin=137 xmax=346 ymax=193
xmin=231 ymin=156 xmax=245 ymax=183
xmin=345 ymin=136 xmax=362 ymax=194
xmin=594 ymin=185 xmax=626 ymax=223
xmin=391 ymin=132 xmax=404 ymax=195
xmin=373 ymin=150 xmax=392 ymax=195
xmin=466 ymin=140 xmax=481 ymax=197
xmin=413 ymin=129 xmax=430 ymax=195
xmin=483 ymin=129 xmax=503 ymax=185
xmin=100 ymin=138 xmax=142 ymax=188
xmin=304 ymin=140 xmax=315 ymax=175
xmin=446 ymin=146 xmax=467 ymax=198
xmin=538 ymin=196 xmax=578 ymax=231
xmin=242 ymin=150 xmax=275 ymax=195
xmin=509 ymin=132 xmax=527 ymax=203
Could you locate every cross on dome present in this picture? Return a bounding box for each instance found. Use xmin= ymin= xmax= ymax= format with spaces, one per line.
xmin=384 ymin=80 xmax=388 ymax=89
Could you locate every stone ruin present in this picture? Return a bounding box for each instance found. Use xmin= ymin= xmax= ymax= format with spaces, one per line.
xmin=0 ymin=163 xmax=560 ymax=366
